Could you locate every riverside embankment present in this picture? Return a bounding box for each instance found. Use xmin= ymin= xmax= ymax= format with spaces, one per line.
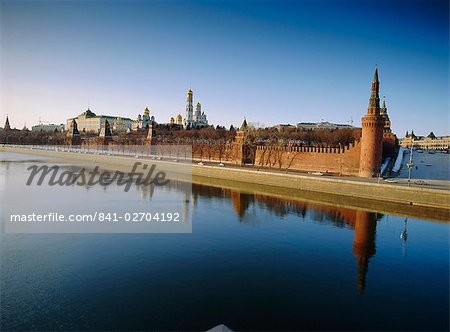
xmin=2 ymin=146 xmax=449 ymax=222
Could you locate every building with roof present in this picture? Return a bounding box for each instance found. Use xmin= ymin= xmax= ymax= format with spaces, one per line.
xmin=296 ymin=121 xmax=354 ymax=130
xmin=179 ymin=88 xmax=208 ymax=129
xmin=31 ymin=123 xmax=65 ymax=132
xmin=132 ymin=107 xmax=155 ymax=130
xmin=400 ymin=132 xmax=450 ymax=150
xmin=66 ymin=109 xmax=134 ymax=133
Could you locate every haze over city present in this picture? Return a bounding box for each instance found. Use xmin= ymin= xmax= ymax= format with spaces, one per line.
xmin=1 ymin=0 xmax=448 ymax=135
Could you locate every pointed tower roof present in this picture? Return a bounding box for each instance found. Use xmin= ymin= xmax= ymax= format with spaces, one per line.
xmin=4 ymin=116 xmax=11 ymax=130
xmin=239 ymin=118 xmax=248 ymax=131
xmin=427 ymin=132 xmax=436 ymax=139
xmin=373 ymin=65 xmax=379 ymax=83
xmin=99 ymin=119 xmax=112 ymax=138
xmin=68 ymin=119 xmax=80 ymax=137
xmin=367 ymin=66 xmax=381 ymax=114
xmin=380 ymin=96 xmax=387 ymax=115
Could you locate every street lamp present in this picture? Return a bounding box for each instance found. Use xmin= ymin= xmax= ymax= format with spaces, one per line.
xmin=407 ymin=135 xmax=414 ymax=186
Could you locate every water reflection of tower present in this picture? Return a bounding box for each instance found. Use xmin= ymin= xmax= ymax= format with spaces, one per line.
xmin=138 ymin=183 xmax=155 ymax=200
xmin=229 ymin=190 xmax=252 ymax=220
xmin=352 ymin=210 xmax=377 ymax=290
xmin=182 ymin=190 xmax=193 ymax=224
xmin=400 ymin=218 xmax=408 ymax=258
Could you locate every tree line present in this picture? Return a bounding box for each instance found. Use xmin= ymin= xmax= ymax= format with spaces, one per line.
xmin=0 ymin=125 xmax=362 ymax=147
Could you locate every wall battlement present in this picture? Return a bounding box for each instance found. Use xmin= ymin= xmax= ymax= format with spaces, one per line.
xmin=255 ymin=142 xmax=358 ymax=154
xmin=254 ymin=140 xmax=361 ymax=175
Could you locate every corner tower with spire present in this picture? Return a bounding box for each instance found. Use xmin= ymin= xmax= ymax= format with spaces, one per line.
xmin=359 ymin=66 xmax=385 ymax=178
xmin=4 ymin=116 xmax=11 ymax=130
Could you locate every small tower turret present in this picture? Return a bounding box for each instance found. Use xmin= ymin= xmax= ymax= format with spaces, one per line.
xmin=380 ymin=96 xmax=392 ymax=134
xmin=233 ymin=118 xmax=252 ymax=165
xmin=194 ymin=102 xmax=202 ymax=127
xmin=145 ymin=118 xmax=157 ymax=145
xmin=66 ymin=119 xmax=81 ymax=145
xmin=176 ymin=114 xmax=183 ymax=126
xmin=4 ymin=116 xmax=11 ymax=130
xmin=98 ymin=119 xmax=112 ymax=145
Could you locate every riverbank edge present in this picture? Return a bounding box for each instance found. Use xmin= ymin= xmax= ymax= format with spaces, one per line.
xmin=2 ymin=146 xmax=449 ymax=222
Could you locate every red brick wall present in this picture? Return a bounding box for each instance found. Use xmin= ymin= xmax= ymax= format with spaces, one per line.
xmin=77 ymin=135 xmax=363 ymax=175
xmin=184 ymin=140 xmax=363 ymax=175
xmin=253 ymin=141 xmax=361 ymax=175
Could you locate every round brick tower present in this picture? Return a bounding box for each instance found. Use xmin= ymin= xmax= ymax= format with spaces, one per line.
xmin=359 ymin=67 xmax=385 ymax=178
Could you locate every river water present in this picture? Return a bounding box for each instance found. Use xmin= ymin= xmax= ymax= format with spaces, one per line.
xmin=398 ymin=150 xmax=450 ymax=181
xmin=1 ymin=152 xmax=449 ymax=331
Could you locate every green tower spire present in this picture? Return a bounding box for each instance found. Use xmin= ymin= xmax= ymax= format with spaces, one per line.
xmin=368 ymin=66 xmax=380 ymax=114
xmin=239 ymin=118 xmax=248 ymax=131
xmin=373 ymin=65 xmax=379 ymax=83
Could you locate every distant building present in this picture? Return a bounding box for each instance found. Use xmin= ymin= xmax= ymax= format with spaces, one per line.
xmin=66 ymin=109 xmax=133 ymax=133
xmin=296 ymin=121 xmax=355 ymax=130
xmin=132 ymin=107 xmax=154 ymax=130
xmin=400 ymin=132 xmax=450 ymax=150
xmin=275 ymin=124 xmax=296 ymax=131
xmin=178 ymin=88 xmax=208 ymax=129
xmin=31 ymin=123 xmax=65 ymax=132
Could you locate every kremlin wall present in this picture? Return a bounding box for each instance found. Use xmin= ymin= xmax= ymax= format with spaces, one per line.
xmin=2 ymin=68 xmax=397 ymax=178
xmin=188 ymin=67 xmax=394 ymax=177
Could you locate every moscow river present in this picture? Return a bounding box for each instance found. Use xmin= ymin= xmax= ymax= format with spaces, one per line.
xmin=398 ymin=149 xmax=450 ymax=181
xmin=1 ymin=152 xmax=449 ymax=331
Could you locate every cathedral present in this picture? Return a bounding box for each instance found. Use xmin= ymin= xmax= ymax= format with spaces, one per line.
xmin=170 ymin=88 xmax=208 ymax=129
xmin=132 ymin=107 xmax=155 ymax=130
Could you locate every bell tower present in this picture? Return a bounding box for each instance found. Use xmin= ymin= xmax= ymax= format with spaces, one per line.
xmin=184 ymin=88 xmax=194 ymax=129
xmin=359 ymin=66 xmax=385 ymax=178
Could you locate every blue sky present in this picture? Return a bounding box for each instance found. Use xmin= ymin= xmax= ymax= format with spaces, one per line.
xmin=1 ymin=0 xmax=448 ymax=136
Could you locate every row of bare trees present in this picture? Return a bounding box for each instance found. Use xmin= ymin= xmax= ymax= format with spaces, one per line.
xmin=1 ymin=125 xmax=362 ymax=148
xmin=0 ymin=129 xmax=66 ymax=145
